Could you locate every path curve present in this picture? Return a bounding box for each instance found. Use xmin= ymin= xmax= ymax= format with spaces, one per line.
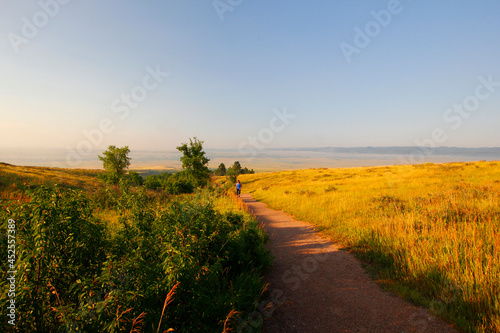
xmin=241 ymin=193 xmax=458 ymax=333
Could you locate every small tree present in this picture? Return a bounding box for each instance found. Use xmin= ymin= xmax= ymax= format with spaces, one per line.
xmin=176 ymin=137 xmax=210 ymax=187
xmin=214 ymin=163 xmax=226 ymax=176
xmin=231 ymin=161 xmax=242 ymax=174
xmin=226 ymin=167 xmax=238 ymax=183
xmin=241 ymin=167 xmax=255 ymax=174
xmin=226 ymin=161 xmax=243 ymax=183
xmin=98 ymin=145 xmax=131 ymax=184
xmin=225 ymin=161 xmax=254 ymax=183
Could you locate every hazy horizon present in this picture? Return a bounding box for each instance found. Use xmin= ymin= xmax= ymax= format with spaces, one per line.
xmin=2 ymin=146 xmax=498 ymax=172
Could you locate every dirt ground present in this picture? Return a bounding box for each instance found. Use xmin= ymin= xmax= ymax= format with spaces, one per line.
xmin=240 ymin=193 xmax=458 ymax=333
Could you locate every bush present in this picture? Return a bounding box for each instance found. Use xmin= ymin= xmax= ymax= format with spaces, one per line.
xmin=144 ymin=174 xmax=163 ymax=190
xmin=128 ymin=171 xmax=144 ymax=186
xmin=164 ymin=172 xmax=194 ymax=194
xmin=0 ymin=184 xmax=270 ymax=332
xmin=0 ymin=185 xmax=108 ymax=332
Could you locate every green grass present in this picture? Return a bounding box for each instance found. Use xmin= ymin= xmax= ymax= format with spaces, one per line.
xmin=239 ymin=161 xmax=500 ymax=332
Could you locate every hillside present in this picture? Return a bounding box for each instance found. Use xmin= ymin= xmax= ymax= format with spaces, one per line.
xmin=239 ymin=161 xmax=500 ymax=332
xmin=0 ymin=162 xmax=104 ymax=199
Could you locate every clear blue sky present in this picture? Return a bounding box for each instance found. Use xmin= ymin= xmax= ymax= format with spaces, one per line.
xmin=1 ymin=0 xmax=499 ymax=153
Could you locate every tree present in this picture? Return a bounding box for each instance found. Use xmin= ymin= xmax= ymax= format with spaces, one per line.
xmin=98 ymin=145 xmax=131 ymax=184
xmin=225 ymin=161 xmax=255 ymax=183
xmin=176 ymin=137 xmax=210 ymax=187
xmin=226 ymin=161 xmax=242 ymax=183
xmin=230 ymin=161 xmax=242 ymax=174
xmin=214 ymin=163 xmax=226 ymax=176
xmin=226 ymin=167 xmax=238 ymax=183
xmin=241 ymin=167 xmax=255 ymax=175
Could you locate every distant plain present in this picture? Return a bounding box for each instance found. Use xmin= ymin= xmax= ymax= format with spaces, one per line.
xmin=1 ymin=147 xmax=499 ymax=172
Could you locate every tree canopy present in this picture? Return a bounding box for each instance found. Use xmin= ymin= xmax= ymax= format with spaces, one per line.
xmin=214 ymin=163 xmax=227 ymax=176
xmin=176 ymin=137 xmax=210 ymax=187
xmin=98 ymin=145 xmax=131 ymax=184
xmin=226 ymin=161 xmax=254 ymax=183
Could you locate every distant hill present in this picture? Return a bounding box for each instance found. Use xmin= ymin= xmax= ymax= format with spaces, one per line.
xmin=279 ymin=146 xmax=500 ymax=157
xmin=2 ymin=147 xmax=499 ymax=171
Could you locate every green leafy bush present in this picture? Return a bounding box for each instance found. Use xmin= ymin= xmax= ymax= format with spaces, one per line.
xmin=0 ymin=183 xmax=270 ymax=332
xmin=1 ymin=185 xmax=108 ymax=332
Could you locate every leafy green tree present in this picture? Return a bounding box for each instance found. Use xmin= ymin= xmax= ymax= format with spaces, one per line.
xmin=98 ymin=145 xmax=131 ymax=184
xmin=214 ymin=163 xmax=226 ymax=176
xmin=176 ymin=137 xmax=210 ymax=187
xmin=242 ymin=167 xmax=255 ymax=174
xmin=226 ymin=161 xmax=243 ymax=183
xmin=230 ymin=161 xmax=242 ymax=174
xmin=226 ymin=167 xmax=239 ymax=183
xmin=225 ymin=161 xmax=254 ymax=183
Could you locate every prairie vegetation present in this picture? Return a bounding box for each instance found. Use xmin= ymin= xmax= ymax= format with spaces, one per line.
xmin=239 ymin=161 xmax=500 ymax=332
xmin=0 ymin=162 xmax=104 ymax=201
xmin=0 ymin=163 xmax=271 ymax=332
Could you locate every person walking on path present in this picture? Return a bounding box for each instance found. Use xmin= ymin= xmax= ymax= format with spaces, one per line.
xmin=236 ymin=180 xmax=242 ymax=197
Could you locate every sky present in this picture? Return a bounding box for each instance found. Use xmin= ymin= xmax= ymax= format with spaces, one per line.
xmin=1 ymin=0 xmax=500 ymax=158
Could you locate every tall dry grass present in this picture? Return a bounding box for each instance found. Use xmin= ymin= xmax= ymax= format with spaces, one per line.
xmin=0 ymin=163 xmax=103 ymax=201
xmin=239 ymin=161 xmax=500 ymax=332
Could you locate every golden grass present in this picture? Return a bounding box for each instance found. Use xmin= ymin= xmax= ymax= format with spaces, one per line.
xmin=0 ymin=164 xmax=128 ymax=230
xmin=212 ymin=190 xmax=249 ymax=215
xmin=238 ymin=161 xmax=500 ymax=332
xmin=0 ymin=162 xmax=104 ymax=199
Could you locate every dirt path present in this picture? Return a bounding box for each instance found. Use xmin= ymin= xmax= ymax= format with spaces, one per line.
xmin=240 ymin=193 xmax=458 ymax=333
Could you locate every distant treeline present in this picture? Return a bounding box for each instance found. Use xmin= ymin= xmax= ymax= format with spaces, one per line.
xmin=214 ymin=161 xmax=254 ymax=180
xmin=286 ymin=146 xmax=500 ymax=156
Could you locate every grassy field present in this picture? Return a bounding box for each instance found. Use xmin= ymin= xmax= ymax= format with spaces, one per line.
xmin=0 ymin=163 xmax=104 ymax=200
xmin=238 ymin=161 xmax=500 ymax=332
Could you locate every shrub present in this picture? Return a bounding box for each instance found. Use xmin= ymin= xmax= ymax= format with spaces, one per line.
xmin=0 ymin=183 xmax=270 ymax=332
xmin=0 ymin=185 xmax=108 ymax=332
xmin=144 ymin=174 xmax=163 ymax=190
